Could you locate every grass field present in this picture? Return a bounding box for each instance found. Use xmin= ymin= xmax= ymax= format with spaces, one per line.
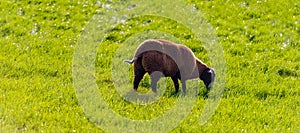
xmin=1 ymin=0 xmax=299 ymax=132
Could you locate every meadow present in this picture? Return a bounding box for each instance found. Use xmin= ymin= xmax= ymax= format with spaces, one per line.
xmin=1 ymin=0 xmax=299 ymax=132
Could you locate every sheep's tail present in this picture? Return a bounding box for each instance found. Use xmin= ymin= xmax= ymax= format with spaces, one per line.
xmin=123 ymin=58 xmax=136 ymax=64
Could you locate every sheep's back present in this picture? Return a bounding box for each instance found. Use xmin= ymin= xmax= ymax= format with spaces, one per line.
xmin=134 ymin=39 xmax=199 ymax=79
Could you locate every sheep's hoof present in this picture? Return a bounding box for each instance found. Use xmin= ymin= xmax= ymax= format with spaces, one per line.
xmin=170 ymin=91 xmax=179 ymax=97
xmin=202 ymin=90 xmax=209 ymax=99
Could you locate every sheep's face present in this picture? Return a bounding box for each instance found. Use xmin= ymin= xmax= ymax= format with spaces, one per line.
xmin=200 ymin=68 xmax=215 ymax=90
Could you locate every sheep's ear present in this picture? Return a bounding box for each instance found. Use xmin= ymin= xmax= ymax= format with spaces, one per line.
xmin=208 ymin=69 xmax=213 ymax=74
xmin=208 ymin=68 xmax=215 ymax=74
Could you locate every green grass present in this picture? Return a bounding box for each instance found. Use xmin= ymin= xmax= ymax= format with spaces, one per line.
xmin=1 ymin=0 xmax=299 ymax=132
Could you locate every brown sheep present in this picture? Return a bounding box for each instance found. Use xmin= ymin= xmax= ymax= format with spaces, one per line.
xmin=124 ymin=39 xmax=215 ymax=95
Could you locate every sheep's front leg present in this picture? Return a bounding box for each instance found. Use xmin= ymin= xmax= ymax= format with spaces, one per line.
xmin=150 ymin=71 xmax=163 ymax=93
xmin=181 ymin=80 xmax=186 ymax=95
xmin=171 ymin=77 xmax=179 ymax=93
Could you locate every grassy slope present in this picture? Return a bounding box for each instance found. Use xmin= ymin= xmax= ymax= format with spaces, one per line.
xmin=0 ymin=0 xmax=299 ymax=132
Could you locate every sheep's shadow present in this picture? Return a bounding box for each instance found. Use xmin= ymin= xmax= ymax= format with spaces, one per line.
xmin=123 ymin=90 xmax=159 ymax=104
xmin=123 ymin=89 xmax=183 ymax=104
xmin=123 ymin=87 xmax=209 ymax=104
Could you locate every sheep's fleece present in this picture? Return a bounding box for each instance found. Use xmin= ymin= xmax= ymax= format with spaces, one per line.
xmin=124 ymin=39 xmax=215 ymax=94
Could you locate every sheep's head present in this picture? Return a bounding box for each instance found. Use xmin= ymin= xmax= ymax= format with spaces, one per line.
xmin=200 ymin=68 xmax=215 ymax=90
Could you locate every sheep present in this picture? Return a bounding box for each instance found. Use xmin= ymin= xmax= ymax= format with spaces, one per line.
xmin=124 ymin=39 xmax=215 ymax=95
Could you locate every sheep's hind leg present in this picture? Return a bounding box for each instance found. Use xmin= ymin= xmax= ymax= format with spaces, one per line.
xmin=150 ymin=71 xmax=163 ymax=93
xmin=133 ymin=58 xmax=145 ymax=91
xmin=133 ymin=71 xmax=145 ymax=91
xmin=171 ymin=77 xmax=179 ymax=93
